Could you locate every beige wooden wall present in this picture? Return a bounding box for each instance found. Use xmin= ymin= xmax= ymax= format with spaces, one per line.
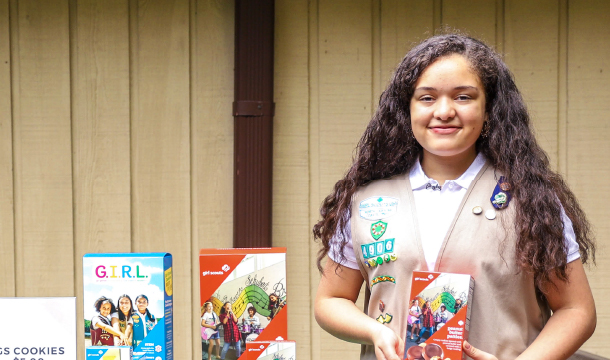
xmin=0 ymin=1 xmax=608 ymax=360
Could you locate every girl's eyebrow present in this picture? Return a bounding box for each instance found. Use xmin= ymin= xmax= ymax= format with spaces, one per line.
xmin=414 ymin=85 xmax=480 ymax=92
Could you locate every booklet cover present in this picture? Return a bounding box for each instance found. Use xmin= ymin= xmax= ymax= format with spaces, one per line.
xmin=404 ymin=271 xmax=474 ymax=360
xmin=199 ymin=248 xmax=287 ymax=360
xmin=246 ymin=341 xmax=296 ymax=360
xmin=83 ymin=253 xmax=173 ymax=360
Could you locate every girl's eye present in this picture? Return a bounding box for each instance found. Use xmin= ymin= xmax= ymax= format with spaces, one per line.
xmin=456 ymin=95 xmax=472 ymax=101
xmin=419 ymin=95 xmax=435 ymax=102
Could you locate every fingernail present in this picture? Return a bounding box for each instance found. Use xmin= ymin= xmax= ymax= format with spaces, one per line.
xmin=464 ymin=341 xmax=471 ymax=350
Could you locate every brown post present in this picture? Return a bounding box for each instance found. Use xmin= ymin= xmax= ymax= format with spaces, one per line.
xmin=233 ymin=0 xmax=274 ymax=248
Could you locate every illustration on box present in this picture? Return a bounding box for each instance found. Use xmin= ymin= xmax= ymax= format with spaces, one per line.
xmin=200 ymin=250 xmax=287 ymax=360
xmin=246 ymin=341 xmax=296 ymax=360
xmin=83 ymin=253 xmax=173 ymax=360
xmin=405 ymin=272 xmax=474 ymax=360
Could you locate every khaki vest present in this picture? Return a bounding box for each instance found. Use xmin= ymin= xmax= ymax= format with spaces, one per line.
xmin=351 ymin=163 xmax=550 ymax=360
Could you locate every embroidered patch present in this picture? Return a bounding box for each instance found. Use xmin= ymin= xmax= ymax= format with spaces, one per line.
xmin=376 ymin=313 xmax=393 ymax=324
xmin=371 ymin=275 xmax=396 ymax=289
xmin=370 ymin=220 xmax=387 ymax=240
xmin=359 ymin=196 xmax=399 ymax=220
xmin=362 ymin=238 xmax=395 ymax=260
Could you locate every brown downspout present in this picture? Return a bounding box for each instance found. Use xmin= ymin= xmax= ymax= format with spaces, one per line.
xmin=232 ymin=0 xmax=274 ymax=248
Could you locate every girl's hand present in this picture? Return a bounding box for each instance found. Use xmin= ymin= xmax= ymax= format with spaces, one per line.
xmin=463 ymin=341 xmax=498 ymax=360
xmin=372 ymin=326 xmax=404 ymax=360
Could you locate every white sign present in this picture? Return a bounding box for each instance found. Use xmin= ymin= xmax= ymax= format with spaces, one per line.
xmin=0 ymin=297 xmax=76 ymax=360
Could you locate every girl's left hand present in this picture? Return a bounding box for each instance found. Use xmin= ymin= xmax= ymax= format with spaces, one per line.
xmin=463 ymin=341 xmax=498 ymax=360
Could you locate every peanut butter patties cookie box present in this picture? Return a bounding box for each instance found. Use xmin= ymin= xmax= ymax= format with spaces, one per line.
xmin=199 ymin=248 xmax=288 ymax=360
xmin=405 ymin=271 xmax=474 ymax=360
xmin=246 ymin=340 xmax=296 ymax=360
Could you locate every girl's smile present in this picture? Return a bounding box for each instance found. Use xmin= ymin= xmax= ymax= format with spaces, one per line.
xmin=136 ymin=297 xmax=148 ymax=314
xmin=119 ymin=298 xmax=131 ymax=314
xmin=100 ymin=302 xmax=112 ymax=317
xmin=410 ymin=54 xmax=486 ymax=163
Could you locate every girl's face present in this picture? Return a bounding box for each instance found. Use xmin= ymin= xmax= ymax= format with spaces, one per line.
xmin=248 ymin=309 xmax=255 ymax=317
xmin=270 ymin=295 xmax=277 ymax=302
xmin=410 ymin=54 xmax=486 ymax=162
xmin=100 ymin=302 xmax=112 ymax=317
xmin=136 ymin=297 xmax=148 ymax=313
xmin=119 ymin=297 xmax=132 ymax=314
xmin=224 ymin=303 xmax=232 ymax=312
xmin=205 ymin=303 xmax=213 ymax=313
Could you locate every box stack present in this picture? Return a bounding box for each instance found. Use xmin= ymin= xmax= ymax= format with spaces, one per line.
xmin=199 ymin=248 xmax=288 ymax=360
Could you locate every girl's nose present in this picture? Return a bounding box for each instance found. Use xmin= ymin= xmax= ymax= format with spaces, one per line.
xmin=433 ymin=97 xmax=456 ymax=120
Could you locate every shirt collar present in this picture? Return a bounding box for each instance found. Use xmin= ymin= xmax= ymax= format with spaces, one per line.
xmin=409 ymin=153 xmax=487 ymax=190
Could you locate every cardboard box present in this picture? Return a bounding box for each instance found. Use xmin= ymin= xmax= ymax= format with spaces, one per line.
xmin=83 ymin=253 xmax=173 ymax=360
xmin=246 ymin=341 xmax=296 ymax=360
xmin=86 ymin=346 xmax=132 ymax=360
xmin=199 ymin=248 xmax=287 ymax=360
xmin=405 ymin=271 xmax=474 ymax=360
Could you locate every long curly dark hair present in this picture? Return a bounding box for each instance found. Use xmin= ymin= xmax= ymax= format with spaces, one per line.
xmin=313 ymin=34 xmax=595 ymax=291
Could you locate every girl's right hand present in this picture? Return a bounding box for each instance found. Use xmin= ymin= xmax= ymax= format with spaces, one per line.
xmin=372 ymin=326 xmax=404 ymax=360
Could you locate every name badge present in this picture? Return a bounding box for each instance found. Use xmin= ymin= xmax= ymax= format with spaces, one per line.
xmin=359 ymin=197 xmax=399 ymax=220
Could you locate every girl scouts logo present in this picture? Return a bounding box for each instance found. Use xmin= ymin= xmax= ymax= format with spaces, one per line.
xmin=370 ymin=221 xmax=387 ymax=240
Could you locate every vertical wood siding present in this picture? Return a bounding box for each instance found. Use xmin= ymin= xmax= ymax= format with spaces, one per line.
xmin=0 ymin=1 xmax=608 ymax=359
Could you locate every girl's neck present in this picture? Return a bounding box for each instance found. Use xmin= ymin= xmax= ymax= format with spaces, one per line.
xmin=420 ymin=149 xmax=477 ymax=185
xmin=139 ymin=309 xmax=146 ymax=315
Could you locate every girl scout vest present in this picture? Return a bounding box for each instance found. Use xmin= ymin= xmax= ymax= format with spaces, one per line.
xmin=90 ymin=315 xmax=114 ymax=346
xmin=351 ymin=163 xmax=551 ymax=360
xmin=132 ymin=311 xmax=156 ymax=346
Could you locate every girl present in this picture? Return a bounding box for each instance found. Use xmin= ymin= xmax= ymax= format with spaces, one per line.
xmin=90 ymin=296 xmax=126 ymax=346
xmin=132 ymin=294 xmax=156 ymax=347
xmin=314 ymin=34 xmax=596 ymax=360
xmin=243 ymin=306 xmax=261 ymax=328
xmin=112 ymin=294 xmax=134 ymax=346
xmin=267 ymin=293 xmax=285 ymax=320
xmin=202 ymin=302 xmax=221 ymax=360
xmin=415 ymin=301 xmax=434 ymax=343
xmin=435 ymin=304 xmax=450 ymax=330
xmin=219 ymin=302 xmax=241 ymax=359
xmin=407 ymin=300 xmax=420 ymax=341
